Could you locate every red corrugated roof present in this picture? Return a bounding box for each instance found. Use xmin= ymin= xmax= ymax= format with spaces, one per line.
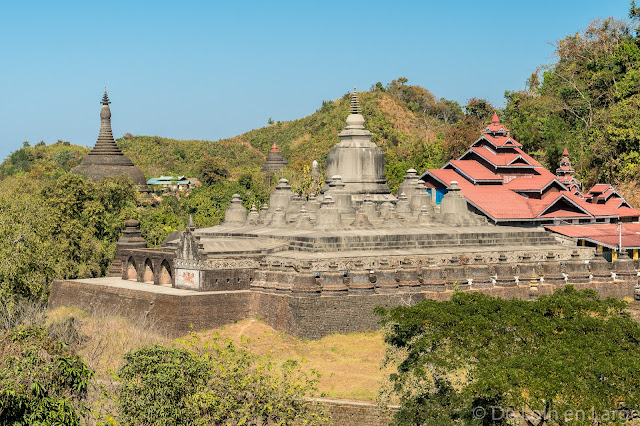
xmin=546 ymin=223 xmax=640 ymax=249
xmin=506 ymin=175 xmax=560 ymax=191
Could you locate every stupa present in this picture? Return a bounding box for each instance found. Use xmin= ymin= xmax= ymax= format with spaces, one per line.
xmin=323 ymin=89 xmax=395 ymax=204
xmin=72 ymin=90 xmax=147 ymax=190
xmin=261 ymin=142 xmax=288 ymax=173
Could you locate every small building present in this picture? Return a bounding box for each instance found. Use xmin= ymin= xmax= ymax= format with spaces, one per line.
xmin=146 ymin=175 xmax=193 ymax=191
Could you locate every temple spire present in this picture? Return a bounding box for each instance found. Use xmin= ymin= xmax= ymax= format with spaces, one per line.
xmin=349 ymin=87 xmax=361 ymax=115
xmin=101 ymin=88 xmax=111 ymax=105
xmin=491 ymin=112 xmax=499 ymax=124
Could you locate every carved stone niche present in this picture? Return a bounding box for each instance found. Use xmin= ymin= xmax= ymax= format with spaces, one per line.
xmin=320 ymin=262 xmax=348 ymax=296
xmin=348 ymin=261 xmax=375 ymax=295
xmin=374 ymin=258 xmax=398 ymax=293
xmin=396 ymin=258 xmax=420 ymax=293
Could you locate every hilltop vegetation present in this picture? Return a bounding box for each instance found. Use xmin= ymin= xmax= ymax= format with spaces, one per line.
xmin=505 ymin=5 xmax=640 ymax=193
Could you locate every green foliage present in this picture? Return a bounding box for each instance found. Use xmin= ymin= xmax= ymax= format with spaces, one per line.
xmin=116 ymin=334 xmax=326 ymax=425
xmin=198 ymin=155 xmax=230 ymax=185
xmin=0 ymin=326 xmax=93 ymax=425
xmin=0 ymin=140 xmax=88 ymax=179
xmin=0 ymin=173 xmax=137 ymax=302
xmin=377 ymin=287 xmax=640 ymax=425
xmin=504 ymin=9 xmax=640 ymax=187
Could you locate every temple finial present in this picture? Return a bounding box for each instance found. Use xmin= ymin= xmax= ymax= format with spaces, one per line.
xmin=101 ymin=88 xmax=111 ymax=105
xmin=350 ymin=87 xmax=361 ymax=115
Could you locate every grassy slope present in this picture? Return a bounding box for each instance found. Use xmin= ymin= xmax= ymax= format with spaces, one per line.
xmin=48 ymin=307 xmax=391 ymax=402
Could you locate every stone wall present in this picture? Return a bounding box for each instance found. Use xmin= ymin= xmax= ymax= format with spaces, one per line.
xmin=48 ymin=280 xmax=255 ymax=337
xmin=49 ymin=274 xmax=637 ymax=339
xmin=313 ymin=398 xmax=397 ymax=426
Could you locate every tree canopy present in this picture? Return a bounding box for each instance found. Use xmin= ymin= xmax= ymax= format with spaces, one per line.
xmin=376 ymin=287 xmax=640 ymax=425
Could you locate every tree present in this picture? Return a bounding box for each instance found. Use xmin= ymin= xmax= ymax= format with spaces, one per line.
xmin=376 ymin=287 xmax=640 ymax=425
xmin=116 ymin=335 xmax=326 ymax=425
xmin=0 ymin=326 xmax=93 ymax=425
xmin=198 ymin=155 xmax=230 ymax=185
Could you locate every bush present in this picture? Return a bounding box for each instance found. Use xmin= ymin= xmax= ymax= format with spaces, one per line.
xmin=0 ymin=326 xmax=93 ymax=425
xmin=116 ymin=334 xmax=326 ymax=425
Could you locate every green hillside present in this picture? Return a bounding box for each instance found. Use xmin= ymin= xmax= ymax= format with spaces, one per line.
xmin=1 ymin=79 xmax=481 ymax=194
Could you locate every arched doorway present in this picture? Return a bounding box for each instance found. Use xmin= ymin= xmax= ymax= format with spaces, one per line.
xmin=126 ymin=257 xmax=137 ymax=280
xmin=159 ymin=260 xmax=173 ymax=286
xmin=143 ymin=259 xmax=154 ymax=283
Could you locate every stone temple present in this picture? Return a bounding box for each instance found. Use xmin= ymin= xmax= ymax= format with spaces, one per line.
xmin=50 ymin=89 xmax=639 ymax=339
xmin=72 ymin=90 xmax=147 ymax=190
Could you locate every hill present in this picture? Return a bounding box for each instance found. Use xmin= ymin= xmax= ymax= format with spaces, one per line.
xmin=1 ymin=79 xmax=483 ymax=193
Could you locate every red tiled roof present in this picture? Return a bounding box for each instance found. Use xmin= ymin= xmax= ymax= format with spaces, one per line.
xmin=586 ymin=184 xmax=611 ymax=195
xmin=477 ymin=134 xmax=522 ymax=148
xmin=506 ymin=175 xmax=560 ymax=192
xmin=562 ymin=147 xmax=569 ymax=156
xmin=491 ymin=112 xmax=499 ymax=124
xmin=445 ymin=160 xmax=502 ymax=182
xmin=466 ymin=147 xmax=532 ymax=167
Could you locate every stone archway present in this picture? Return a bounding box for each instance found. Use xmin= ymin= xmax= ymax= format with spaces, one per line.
xmin=159 ymin=260 xmax=173 ymax=286
xmin=126 ymin=257 xmax=137 ymax=281
xmin=143 ymin=259 xmax=154 ymax=283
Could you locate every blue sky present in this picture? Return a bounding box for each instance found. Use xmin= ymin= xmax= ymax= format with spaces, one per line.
xmin=0 ymin=0 xmax=632 ymax=161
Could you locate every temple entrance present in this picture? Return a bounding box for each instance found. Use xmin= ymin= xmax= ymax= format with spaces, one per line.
xmin=126 ymin=258 xmax=137 ymax=281
xmin=159 ymin=260 xmax=173 ymax=286
xmin=143 ymin=259 xmax=154 ymax=283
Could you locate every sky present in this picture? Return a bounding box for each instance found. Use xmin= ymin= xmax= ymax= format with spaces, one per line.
xmin=0 ymin=0 xmax=633 ymax=161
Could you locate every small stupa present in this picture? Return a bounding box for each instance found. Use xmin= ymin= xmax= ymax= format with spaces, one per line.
xmin=261 ymin=142 xmax=288 ymax=173
xmin=72 ymin=90 xmax=147 ymax=189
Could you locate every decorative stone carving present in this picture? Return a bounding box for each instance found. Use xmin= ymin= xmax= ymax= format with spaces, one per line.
xmin=466 ymin=255 xmax=493 ymax=289
xmin=493 ymin=253 xmax=516 ymax=287
xmin=315 ymin=195 xmax=342 ymax=230
xmin=541 ymin=252 xmax=565 ymax=286
xmin=176 ymin=228 xmax=203 ymax=261
xmin=291 ymin=263 xmax=320 ymax=296
xmin=445 ymin=256 xmax=468 ymax=290
xmin=270 ymin=178 xmax=295 ymax=212
xmin=396 ymin=258 xmax=420 ymax=292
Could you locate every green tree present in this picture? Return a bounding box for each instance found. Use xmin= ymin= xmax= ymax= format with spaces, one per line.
xmin=199 ymin=155 xmax=230 ymax=185
xmin=116 ymin=335 xmax=325 ymax=425
xmin=376 ymin=287 xmax=640 ymax=425
xmin=0 ymin=326 xmax=93 ymax=425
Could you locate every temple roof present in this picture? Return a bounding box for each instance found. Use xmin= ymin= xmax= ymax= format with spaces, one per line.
xmin=72 ymin=90 xmax=147 ymax=186
xmin=420 ymin=117 xmax=639 ymax=224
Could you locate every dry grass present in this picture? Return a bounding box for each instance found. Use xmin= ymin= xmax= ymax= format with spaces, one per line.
xmin=196 ymin=319 xmax=393 ymax=401
xmin=47 ymin=307 xmax=168 ymax=380
xmin=46 ymin=308 xmax=392 ymax=402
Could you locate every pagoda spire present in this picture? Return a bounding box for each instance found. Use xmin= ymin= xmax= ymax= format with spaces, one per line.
xmin=101 ymin=88 xmax=111 ymax=105
xmin=349 ymin=87 xmax=361 ymax=115
xmin=491 ymin=112 xmax=499 ymax=124
xmin=94 ymin=88 xmax=119 ymax=152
